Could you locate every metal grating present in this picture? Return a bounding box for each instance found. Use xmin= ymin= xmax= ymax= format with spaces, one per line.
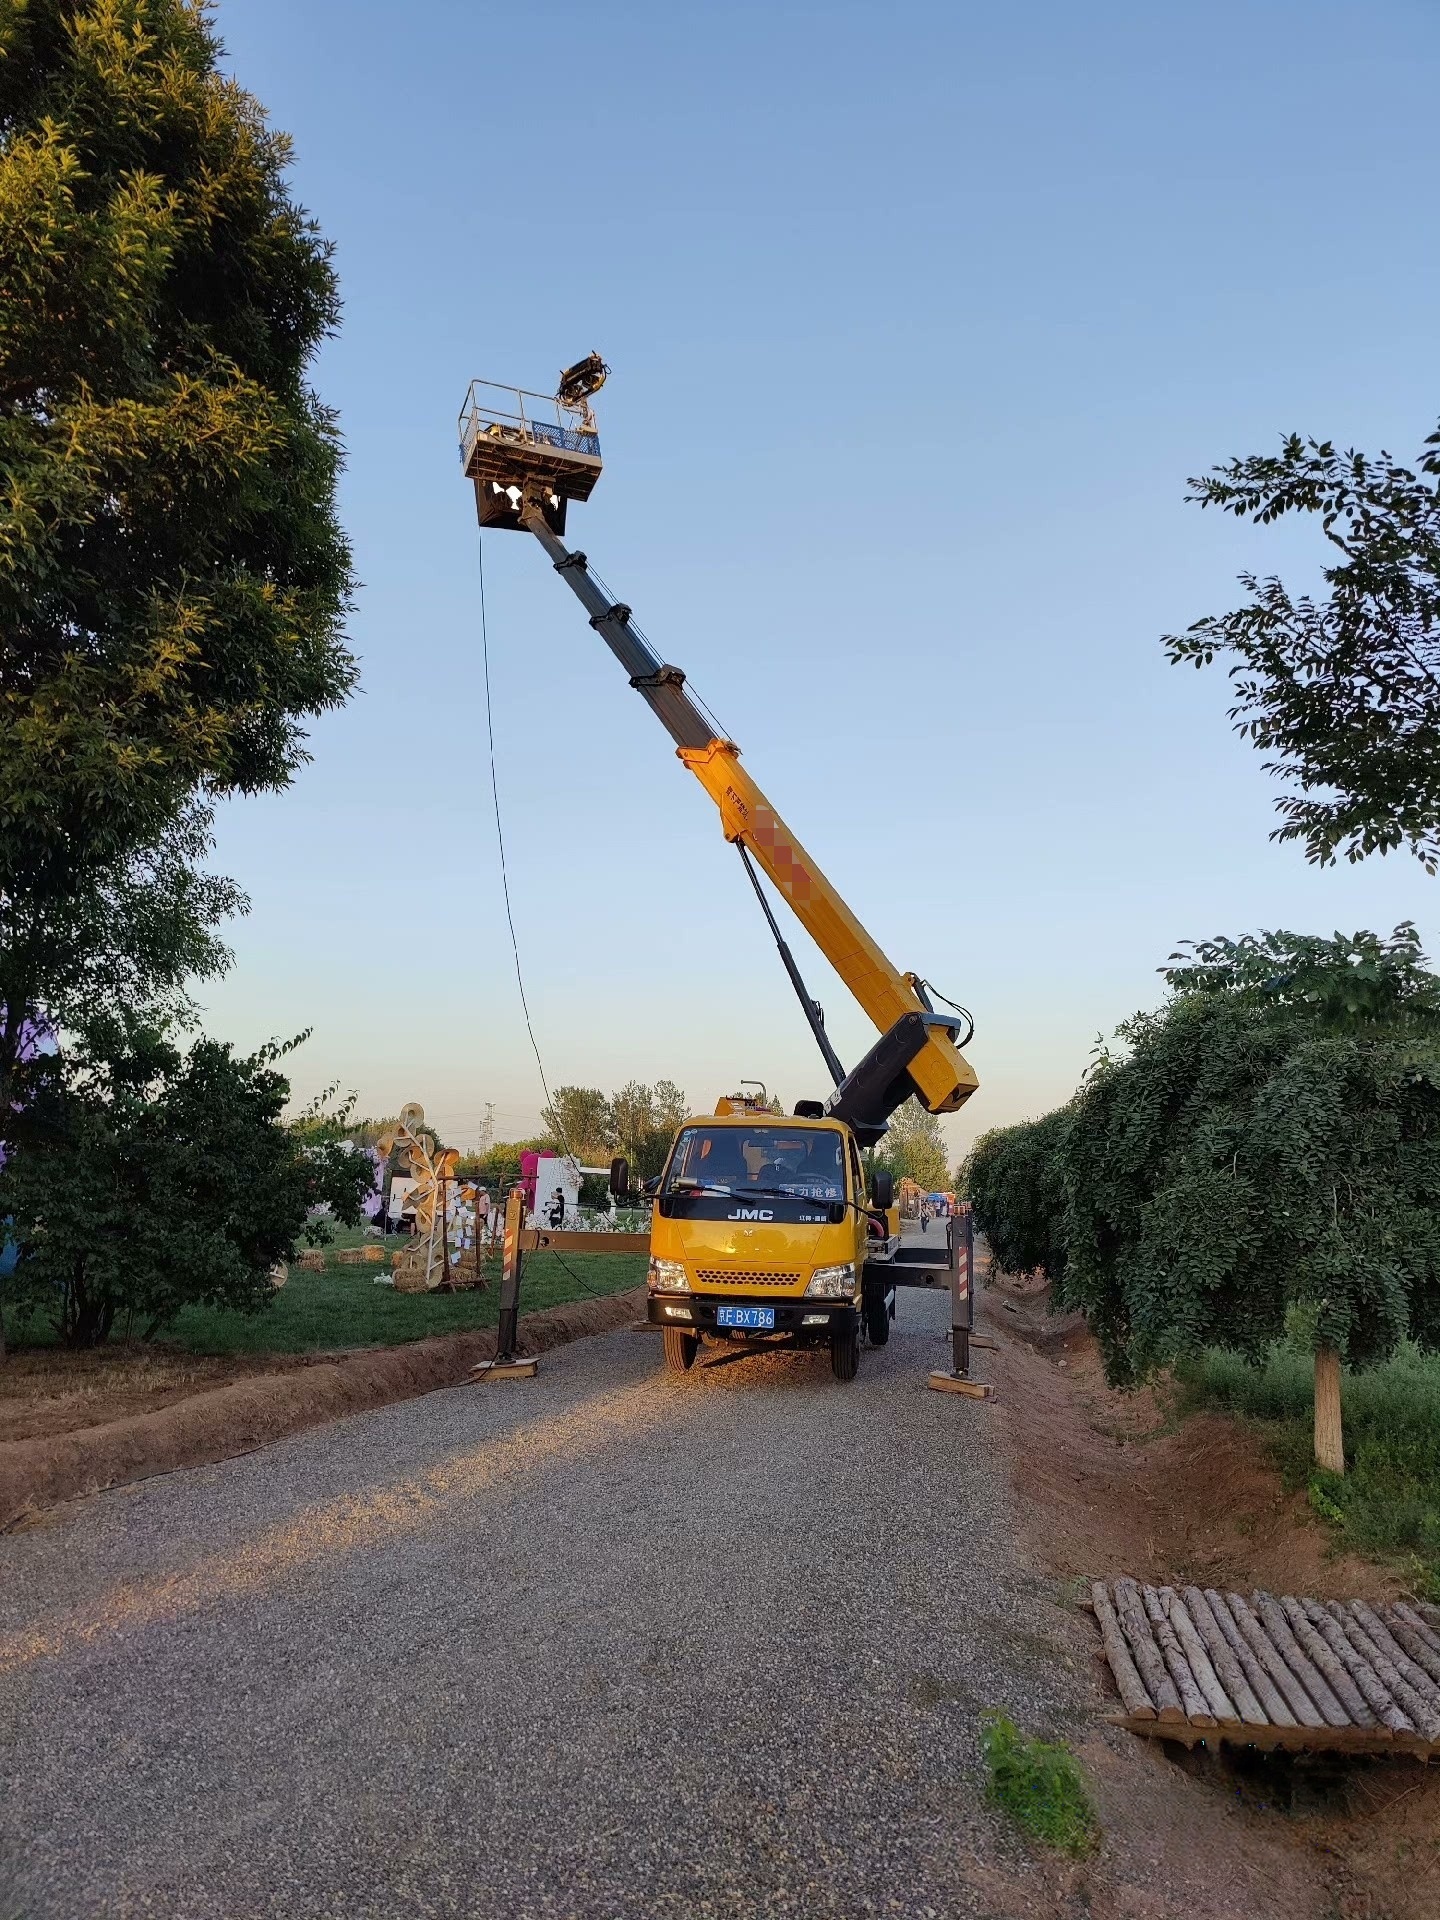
xmin=527 ymin=419 xmax=600 ymax=456
xmin=457 ymin=379 xmax=603 ymax=486
xmin=694 ymin=1269 xmax=802 ymax=1289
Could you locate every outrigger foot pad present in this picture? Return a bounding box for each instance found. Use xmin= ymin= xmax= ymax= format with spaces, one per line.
xmin=928 ymin=1369 xmax=994 ymax=1400
xmin=471 ymin=1356 xmax=539 ymax=1382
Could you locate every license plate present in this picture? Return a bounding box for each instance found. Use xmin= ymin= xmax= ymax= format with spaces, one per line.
xmin=716 ymin=1305 xmax=775 ymax=1330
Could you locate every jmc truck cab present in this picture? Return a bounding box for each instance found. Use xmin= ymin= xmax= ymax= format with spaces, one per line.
xmin=645 ymin=1097 xmax=899 ymax=1381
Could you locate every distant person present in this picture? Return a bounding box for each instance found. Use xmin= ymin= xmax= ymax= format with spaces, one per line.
xmin=547 ymin=1187 xmax=566 ymax=1229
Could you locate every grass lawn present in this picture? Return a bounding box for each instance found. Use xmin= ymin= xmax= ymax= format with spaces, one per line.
xmin=167 ymin=1251 xmax=645 ymax=1354
xmin=1177 ymin=1342 xmax=1440 ymax=1599
xmin=7 ymin=1222 xmax=647 ymax=1360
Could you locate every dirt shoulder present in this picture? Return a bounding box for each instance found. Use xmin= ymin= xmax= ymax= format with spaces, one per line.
xmin=0 ymin=1346 xmax=311 ymax=1448
xmin=981 ymin=1265 xmax=1440 ymax=1920
xmin=989 ymin=1268 xmax=1401 ymax=1604
xmin=0 ymin=1289 xmax=646 ymax=1528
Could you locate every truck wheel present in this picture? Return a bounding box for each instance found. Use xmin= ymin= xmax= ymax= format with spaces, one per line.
xmin=864 ymin=1292 xmax=891 ymax=1346
xmin=663 ymin=1327 xmax=698 ymax=1373
xmin=830 ymin=1325 xmax=859 ymax=1381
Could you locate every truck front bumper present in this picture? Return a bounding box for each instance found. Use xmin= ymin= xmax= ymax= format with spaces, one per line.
xmin=647 ymin=1294 xmax=857 ymax=1340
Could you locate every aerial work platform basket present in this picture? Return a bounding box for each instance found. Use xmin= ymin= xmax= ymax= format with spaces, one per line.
xmin=458 ymin=358 xmax=606 ymax=534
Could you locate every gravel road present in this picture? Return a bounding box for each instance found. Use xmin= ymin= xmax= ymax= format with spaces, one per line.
xmin=0 ymin=1276 xmax=1085 ymax=1919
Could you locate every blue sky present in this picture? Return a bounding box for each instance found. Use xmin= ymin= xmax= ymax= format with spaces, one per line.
xmin=200 ymin=0 xmax=1440 ymax=1159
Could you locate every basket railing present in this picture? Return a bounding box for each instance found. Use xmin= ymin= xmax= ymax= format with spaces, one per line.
xmin=458 ymin=378 xmax=600 ymax=470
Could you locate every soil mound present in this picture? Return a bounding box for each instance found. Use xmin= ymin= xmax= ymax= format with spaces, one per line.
xmin=0 ymin=1289 xmax=644 ymax=1526
xmin=987 ymin=1269 xmax=1399 ymax=1604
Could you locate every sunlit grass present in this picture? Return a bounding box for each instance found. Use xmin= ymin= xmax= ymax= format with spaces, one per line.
xmin=6 ymin=1219 xmax=646 ymax=1358
xmin=1177 ymin=1342 xmax=1440 ymax=1598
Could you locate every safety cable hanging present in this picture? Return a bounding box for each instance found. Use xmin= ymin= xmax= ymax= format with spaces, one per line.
xmin=477 ymin=530 xmax=607 ymax=1303
xmin=477 ymin=529 xmax=572 ymax=1163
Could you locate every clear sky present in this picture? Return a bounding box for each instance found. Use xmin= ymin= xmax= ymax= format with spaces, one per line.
xmin=199 ymin=0 xmax=1440 ymax=1161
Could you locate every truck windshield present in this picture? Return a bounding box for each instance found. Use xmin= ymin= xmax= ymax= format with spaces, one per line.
xmin=664 ymin=1125 xmax=845 ymax=1203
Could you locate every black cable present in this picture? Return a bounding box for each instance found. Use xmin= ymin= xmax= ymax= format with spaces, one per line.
xmin=913 ymin=978 xmax=977 ymax=1050
xmin=543 ymin=1246 xmax=615 ymax=1303
xmin=735 ymin=843 xmax=847 ymax=1088
xmin=477 ymin=532 xmax=637 ymax=1323
xmin=478 ymin=528 xmax=573 ymax=1161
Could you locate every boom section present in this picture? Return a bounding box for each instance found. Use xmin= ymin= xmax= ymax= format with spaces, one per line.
xmin=523 ymin=509 xmax=978 ymax=1116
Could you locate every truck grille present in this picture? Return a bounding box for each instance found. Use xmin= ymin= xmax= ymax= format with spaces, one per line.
xmin=694 ymin=1269 xmax=802 ymax=1289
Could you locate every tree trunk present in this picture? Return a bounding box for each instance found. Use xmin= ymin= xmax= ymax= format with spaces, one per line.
xmin=1314 ymin=1344 xmax=1345 ymax=1475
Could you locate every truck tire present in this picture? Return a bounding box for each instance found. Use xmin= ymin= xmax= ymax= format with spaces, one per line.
xmin=830 ymin=1324 xmax=859 ymax=1381
xmin=864 ymin=1290 xmax=891 ymax=1346
xmin=663 ymin=1327 xmax=698 ymax=1373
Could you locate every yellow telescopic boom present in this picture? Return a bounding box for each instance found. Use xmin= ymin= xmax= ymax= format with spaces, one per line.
xmin=519 ymin=509 xmax=978 ymax=1122
xmin=455 ymin=367 xmax=977 ymax=1131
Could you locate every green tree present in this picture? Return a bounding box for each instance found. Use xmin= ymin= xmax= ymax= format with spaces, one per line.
xmin=1164 ymin=425 xmax=1440 ymax=869
xmin=456 ymin=1137 xmax=549 ymax=1196
xmin=0 ymin=0 xmax=355 ymax=1075
xmin=963 ymin=1110 xmax=1071 ymax=1280
xmin=611 ymin=1079 xmax=690 ymax=1180
xmin=875 ymin=1099 xmax=950 ymax=1192
xmin=1 ymin=1020 xmax=372 ymax=1347
xmin=0 ymin=802 xmax=242 ymax=1122
xmin=541 ymin=1086 xmax=612 ymax=1162
xmin=652 ymin=1079 xmax=690 ymax=1131
xmin=1055 ymin=925 xmax=1440 ymax=1473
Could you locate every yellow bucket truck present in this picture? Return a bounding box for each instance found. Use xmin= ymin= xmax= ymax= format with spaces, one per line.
xmin=461 ymin=360 xmax=979 ymax=1384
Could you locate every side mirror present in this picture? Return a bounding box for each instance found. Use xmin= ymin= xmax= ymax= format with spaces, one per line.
xmin=869 ymin=1169 xmax=894 ymax=1211
xmin=609 ymin=1155 xmax=630 ymax=1200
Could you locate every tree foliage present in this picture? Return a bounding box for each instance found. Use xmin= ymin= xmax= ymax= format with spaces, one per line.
xmin=962 ymin=1110 xmax=1071 ymax=1280
xmin=0 ymin=0 xmax=356 ymax=902
xmin=875 ymin=1099 xmax=950 ymax=1193
xmin=1164 ymin=425 xmax=1440 ymax=869
xmin=974 ymin=927 xmax=1440 ymax=1392
xmin=540 ymin=1085 xmax=613 ymax=1164
xmin=533 ymin=1079 xmax=691 ymax=1178
xmin=609 ymin=1079 xmax=689 ymax=1180
xmin=0 ymin=800 xmax=242 ymax=1120
xmin=454 ymin=1137 xmax=549 ymax=1196
xmin=0 ymin=1020 xmax=372 ymax=1346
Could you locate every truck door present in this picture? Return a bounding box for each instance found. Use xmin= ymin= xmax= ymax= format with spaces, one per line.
xmin=847 ymin=1135 xmax=867 ymax=1266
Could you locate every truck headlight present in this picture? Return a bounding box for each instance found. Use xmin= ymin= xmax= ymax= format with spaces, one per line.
xmin=648 ymin=1257 xmax=689 ymax=1293
xmin=805 ymin=1262 xmax=855 ymax=1299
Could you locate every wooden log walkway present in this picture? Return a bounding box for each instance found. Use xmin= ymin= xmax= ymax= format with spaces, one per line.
xmin=1090 ymin=1581 xmax=1440 ymax=1758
